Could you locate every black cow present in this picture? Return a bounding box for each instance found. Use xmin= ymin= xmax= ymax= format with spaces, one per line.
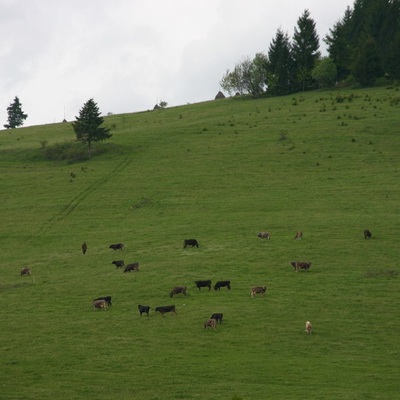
xmin=291 ymin=261 xmax=311 ymax=272
xmin=211 ymin=313 xmax=223 ymax=324
xmin=214 ymin=280 xmax=231 ymax=290
xmin=138 ymin=304 xmax=151 ymax=317
xmin=155 ymin=305 xmax=176 ymax=316
xmin=194 ymin=280 xmax=211 ymax=291
xmin=124 ymin=262 xmax=139 ymax=272
xmin=364 ymin=229 xmax=372 ymax=239
xmin=112 ymin=260 xmax=125 ymax=269
xmin=109 ymin=243 xmax=125 ymax=251
xmin=93 ymin=296 xmax=112 ymax=307
xmin=183 ymin=239 xmax=199 ymax=248
xmin=81 ymin=241 xmax=87 ymax=254
xmin=170 ymin=286 xmax=187 ymax=298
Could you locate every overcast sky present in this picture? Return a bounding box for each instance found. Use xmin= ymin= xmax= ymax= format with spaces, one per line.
xmin=0 ymin=0 xmax=353 ymax=127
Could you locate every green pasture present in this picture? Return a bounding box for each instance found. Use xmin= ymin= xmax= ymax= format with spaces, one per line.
xmin=1 ymin=86 xmax=399 ymax=399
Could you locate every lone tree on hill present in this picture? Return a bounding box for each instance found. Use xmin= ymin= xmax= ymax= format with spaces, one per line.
xmin=4 ymin=96 xmax=28 ymax=129
xmin=72 ymin=98 xmax=112 ymax=159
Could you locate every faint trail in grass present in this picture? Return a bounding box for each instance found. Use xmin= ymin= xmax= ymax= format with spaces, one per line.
xmin=39 ymin=155 xmax=132 ymax=232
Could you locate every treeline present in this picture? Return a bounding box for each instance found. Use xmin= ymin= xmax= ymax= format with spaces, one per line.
xmin=220 ymin=0 xmax=400 ymax=97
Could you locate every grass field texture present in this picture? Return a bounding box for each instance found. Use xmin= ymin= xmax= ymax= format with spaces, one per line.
xmin=1 ymin=86 xmax=399 ymax=399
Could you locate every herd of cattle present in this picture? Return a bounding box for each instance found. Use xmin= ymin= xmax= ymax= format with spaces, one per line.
xmin=20 ymin=229 xmax=373 ymax=331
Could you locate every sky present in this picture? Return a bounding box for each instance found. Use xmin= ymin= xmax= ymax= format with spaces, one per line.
xmin=0 ymin=0 xmax=353 ymax=127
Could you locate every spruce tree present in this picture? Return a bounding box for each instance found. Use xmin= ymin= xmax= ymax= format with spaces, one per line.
xmin=4 ymin=96 xmax=28 ymax=129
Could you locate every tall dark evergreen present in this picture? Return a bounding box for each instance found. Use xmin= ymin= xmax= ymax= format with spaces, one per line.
xmin=291 ymin=9 xmax=321 ymax=91
xmin=4 ymin=96 xmax=28 ymax=129
xmin=267 ymin=29 xmax=294 ymax=95
xmin=72 ymin=99 xmax=112 ymax=159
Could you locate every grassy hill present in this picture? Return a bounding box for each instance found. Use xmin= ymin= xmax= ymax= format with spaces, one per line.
xmin=1 ymin=86 xmax=399 ymax=400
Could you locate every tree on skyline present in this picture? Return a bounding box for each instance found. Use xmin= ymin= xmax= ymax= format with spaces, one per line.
xmin=4 ymin=96 xmax=28 ymax=129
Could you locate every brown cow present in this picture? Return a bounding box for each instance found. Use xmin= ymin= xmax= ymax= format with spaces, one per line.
xmin=204 ymin=318 xmax=217 ymax=329
xmin=291 ymin=261 xmax=311 ymax=272
xmin=364 ymin=229 xmax=372 ymax=239
xmin=250 ymin=286 xmax=267 ymax=297
xmin=305 ymin=321 xmax=313 ymax=334
xmin=170 ymin=286 xmax=187 ymax=298
xmin=294 ymin=231 xmax=303 ymax=240
xmin=81 ymin=241 xmax=87 ymax=254
xmin=20 ymin=267 xmax=31 ymax=276
xmin=155 ymin=305 xmax=176 ymax=316
xmin=124 ymin=262 xmax=139 ymax=272
xmin=257 ymin=231 xmax=271 ymax=240
xmin=93 ymin=299 xmax=107 ymax=311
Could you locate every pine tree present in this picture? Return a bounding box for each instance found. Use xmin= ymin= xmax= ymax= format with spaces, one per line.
xmin=72 ymin=99 xmax=112 ymax=159
xmin=4 ymin=96 xmax=28 ymax=129
xmin=292 ymin=9 xmax=321 ymax=91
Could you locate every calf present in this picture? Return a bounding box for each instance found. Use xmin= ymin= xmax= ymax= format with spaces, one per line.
xmin=183 ymin=239 xmax=199 ymax=248
xmin=81 ymin=241 xmax=87 ymax=254
xmin=210 ymin=313 xmax=223 ymax=324
xmin=291 ymin=261 xmax=311 ymax=272
xmin=138 ymin=304 xmax=151 ymax=317
xmin=93 ymin=299 xmax=107 ymax=311
xmin=257 ymin=231 xmax=271 ymax=240
xmin=20 ymin=267 xmax=31 ymax=276
xmin=250 ymin=286 xmax=267 ymax=297
xmin=112 ymin=260 xmax=125 ymax=269
xmin=155 ymin=305 xmax=176 ymax=316
xmin=109 ymin=243 xmax=125 ymax=251
xmin=305 ymin=321 xmax=313 ymax=334
xmin=170 ymin=286 xmax=187 ymax=298
xmin=364 ymin=229 xmax=372 ymax=239
xmin=214 ymin=280 xmax=231 ymax=291
xmin=294 ymin=231 xmax=303 ymax=240
xmin=204 ymin=318 xmax=217 ymax=329
xmin=194 ymin=280 xmax=211 ymax=291
xmin=93 ymin=296 xmax=112 ymax=307
xmin=124 ymin=262 xmax=139 ymax=273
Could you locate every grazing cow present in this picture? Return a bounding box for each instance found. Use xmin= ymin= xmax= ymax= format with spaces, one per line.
xmin=210 ymin=313 xmax=223 ymax=324
xmin=124 ymin=262 xmax=139 ymax=273
xmin=194 ymin=280 xmax=211 ymax=291
xmin=155 ymin=305 xmax=176 ymax=316
xmin=93 ymin=296 xmax=112 ymax=307
xmin=214 ymin=280 xmax=231 ymax=290
xmin=138 ymin=304 xmax=151 ymax=317
xmin=109 ymin=243 xmax=125 ymax=251
xmin=170 ymin=286 xmax=187 ymax=298
xmin=294 ymin=231 xmax=303 ymax=240
xmin=183 ymin=239 xmax=199 ymax=248
xmin=81 ymin=241 xmax=87 ymax=254
xmin=250 ymin=286 xmax=267 ymax=297
xmin=291 ymin=261 xmax=312 ymax=272
xmin=112 ymin=260 xmax=125 ymax=269
xmin=204 ymin=318 xmax=217 ymax=329
xmin=364 ymin=229 xmax=372 ymax=239
xmin=305 ymin=321 xmax=313 ymax=334
xmin=257 ymin=231 xmax=271 ymax=240
xmin=20 ymin=267 xmax=31 ymax=276
xmin=93 ymin=299 xmax=107 ymax=311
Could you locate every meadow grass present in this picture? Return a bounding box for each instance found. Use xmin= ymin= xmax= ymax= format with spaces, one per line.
xmin=1 ymin=86 xmax=399 ymax=399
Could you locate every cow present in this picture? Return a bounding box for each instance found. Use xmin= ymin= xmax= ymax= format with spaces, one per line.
xmin=183 ymin=239 xmax=199 ymax=248
xmin=20 ymin=267 xmax=31 ymax=276
xmin=170 ymin=286 xmax=187 ymax=298
xmin=93 ymin=296 xmax=112 ymax=307
xmin=81 ymin=241 xmax=87 ymax=254
xmin=155 ymin=305 xmax=176 ymax=316
xmin=305 ymin=321 xmax=313 ymax=334
xmin=291 ymin=261 xmax=312 ymax=272
xmin=257 ymin=231 xmax=271 ymax=240
xmin=93 ymin=299 xmax=107 ymax=311
xmin=294 ymin=231 xmax=303 ymax=240
xmin=109 ymin=243 xmax=125 ymax=251
xmin=112 ymin=260 xmax=125 ymax=269
xmin=138 ymin=304 xmax=151 ymax=317
xmin=210 ymin=313 xmax=223 ymax=324
xmin=204 ymin=318 xmax=217 ymax=329
xmin=194 ymin=280 xmax=211 ymax=291
xmin=364 ymin=229 xmax=372 ymax=239
xmin=124 ymin=262 xmax=139 ymax=273
xmin=214 ymin=281 xmax=231 ymax=290
xmin=250 ymin=286 xmax=267 ymax=297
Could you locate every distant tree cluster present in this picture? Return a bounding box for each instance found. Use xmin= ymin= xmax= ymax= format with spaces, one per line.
xmin=221 ymin=0 xmax=400 ymax=97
